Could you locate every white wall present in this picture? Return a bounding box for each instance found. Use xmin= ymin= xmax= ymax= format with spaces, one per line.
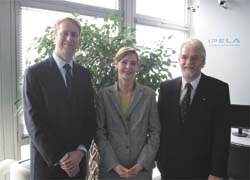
xmin=190 ymin=0 xmax=250 ymax=105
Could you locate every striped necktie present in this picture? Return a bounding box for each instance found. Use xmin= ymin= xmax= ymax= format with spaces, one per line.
xmin=63 ymin=64 xmax=73 ymax=96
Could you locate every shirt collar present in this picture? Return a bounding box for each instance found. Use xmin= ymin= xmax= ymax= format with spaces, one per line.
xmin=181 ymin=74 xmax=201 ymax=91
xmin=52 ymin=52 xmax=73 ymax=69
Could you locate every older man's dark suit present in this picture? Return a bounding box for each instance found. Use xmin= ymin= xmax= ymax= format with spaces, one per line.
xmin=23 ymin=56 xmax=96 ymax=179
xmin=157 ymin=73 xmax=230 ymax=179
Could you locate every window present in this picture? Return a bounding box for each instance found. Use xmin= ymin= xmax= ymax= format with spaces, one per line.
xmin=136 ymin=24 xmax=183 ymax=78
xmin=63 ymin=0 xmax=119 ymax=9
xmin=21 ymin=7 xmax=105 ymax=71
xmin=21 ymin=7 xmax=68 ymax=72
xmin=136 ymin=0 xmax=187 ymax=24
xmin=135 ymin=1 xmax=188 ymax=78
xmin=136 ymin=24 xmax=185 ymax=51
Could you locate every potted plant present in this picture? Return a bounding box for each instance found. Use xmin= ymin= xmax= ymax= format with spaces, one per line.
xmin=26 ymin=15 xmax=175 ymax=93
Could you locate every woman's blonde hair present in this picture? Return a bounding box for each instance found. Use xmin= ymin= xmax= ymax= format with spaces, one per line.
xmin=114 ymin=47 xmax=139 ymax=81
xmin=114 ymin=47 xmax=139 ymax=63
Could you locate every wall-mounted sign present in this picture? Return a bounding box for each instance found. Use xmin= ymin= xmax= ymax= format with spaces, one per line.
xmin=207 ymin=37 xmax=240 ymax=46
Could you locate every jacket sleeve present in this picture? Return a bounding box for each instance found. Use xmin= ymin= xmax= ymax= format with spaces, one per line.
xmin=156 ymin=82 xmax=166 ymax=172
xmin=137 ymin=90 xmax=161 ymax=171
xmin=210 ymin=83 xmax=231 ymax=178
xmin=80 ymin=70 xmax=97 ymax=150
xmin=23 ymin=68 xmax=66 ymax=166
xmin=95 ymin=91 xmax=119 ymax=172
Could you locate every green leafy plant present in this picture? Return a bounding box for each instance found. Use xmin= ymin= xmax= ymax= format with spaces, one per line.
xmin=26 ymin=15 xmax=175 ymax=92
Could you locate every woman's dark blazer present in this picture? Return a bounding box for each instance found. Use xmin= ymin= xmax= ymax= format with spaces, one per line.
xmin=157 ymin=73 xmax=231 ymax=179
xmin=23 ymin=56 xmax=96 ymax=179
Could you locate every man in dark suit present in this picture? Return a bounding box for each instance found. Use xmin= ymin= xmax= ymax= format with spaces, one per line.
xmin=157 ymin=39 xmax=230 ymax=180
xmin=23 ymin=17 xmax=96 ymax=179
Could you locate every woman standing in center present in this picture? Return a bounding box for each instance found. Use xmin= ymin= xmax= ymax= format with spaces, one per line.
xmin=96 ymin=47 xmax=160 ymax=179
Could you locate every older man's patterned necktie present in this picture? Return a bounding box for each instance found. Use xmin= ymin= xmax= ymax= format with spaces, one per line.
xmin=180 ymin=83 xmax=192 ymax=122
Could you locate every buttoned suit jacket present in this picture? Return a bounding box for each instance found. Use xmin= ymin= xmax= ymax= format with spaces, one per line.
xmin=157 ymin=73 xmax=230 ymax=179
xmin=23 ymin=56 xmax=96 ymax=179
xmin=96 ymin=82 xmax=161 ymax=179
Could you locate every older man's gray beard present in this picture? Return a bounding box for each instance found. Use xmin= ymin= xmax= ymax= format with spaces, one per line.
xmin=182 ymin=70 xmax=200 ymax=81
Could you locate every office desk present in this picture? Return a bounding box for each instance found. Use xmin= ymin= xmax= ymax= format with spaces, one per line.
xmin=231 ymin=128 xmax=250 ymax=147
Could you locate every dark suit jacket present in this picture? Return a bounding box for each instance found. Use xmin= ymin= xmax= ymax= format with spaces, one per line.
xmin=157 ymin=73 xmax=230 ymax=179
xmin=23 ymin=56 xmax=96 ymax=179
